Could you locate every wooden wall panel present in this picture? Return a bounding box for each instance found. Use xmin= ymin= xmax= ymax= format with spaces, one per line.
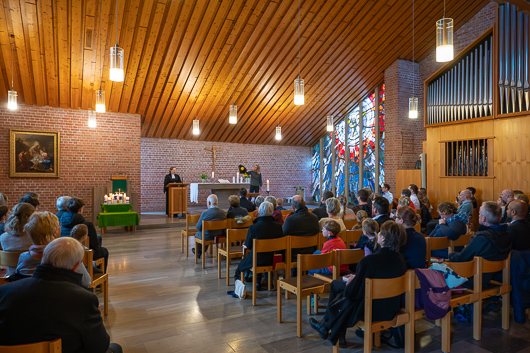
xmin=396 ymin=170 xmax=421 ymax=197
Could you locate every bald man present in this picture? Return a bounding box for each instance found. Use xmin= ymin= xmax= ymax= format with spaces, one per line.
xmin=508 ymin=200 xmax=530 ymax=251
xmin=500 ymin=189 xmax=515 ymax=223
xmin=457 ymin=189 xmax=473 ymax=218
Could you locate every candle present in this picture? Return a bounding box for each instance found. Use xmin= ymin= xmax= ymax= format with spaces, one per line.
xmin=236 ymin=172 xmax=239 ymax=182
xmin=104 ymin=195 xmax=108 ymax=203
xmin=212 ymin=171 xmax=215 ymax=178
xmin=267 ymin=180 xmax=269 ymax=191
xmin=232 ymin=176 xmax=235 ymax=183
xmin=126 ymin=197 xmax=130 ymax=204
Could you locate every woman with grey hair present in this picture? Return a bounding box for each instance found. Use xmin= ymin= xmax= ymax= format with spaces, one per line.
xmin=56 ymin=196 xmax=71 ymax=219
xmin=233 ymin=201 xmax=284 ymax=288
xmin=0 ymin=193 xmax=8 ymax=207
xmin=252 ymin=196 xmax=265 ymax=218
xmin=318 ymin=197 xmax=347 ymax=231
xmin=265 ymin=196 xmax=284 ymax=225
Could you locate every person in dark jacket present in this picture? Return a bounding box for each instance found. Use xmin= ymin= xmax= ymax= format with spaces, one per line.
xmin=500 ymin=189 xmax=515 ymax=223
xmin=283 ymin=195 xmax=320 ymax=256
xmin=55 ymin=196 xmax=70 ymax=220
xmin=247 ymin=165 xmax=263 ymax=193
xmin=265 ymin=196 xmax=284 ymax=225
xmin=354 ymin=189 xmax=372 ymax=216
xmin=396 ymin=206 xmax=426 ymax=269
xmin=234 ymin=201 xmax=284 ymax=281
xmin=372 ymin=196 xmax=394 ymax=228
xmin=0 ymin=237 xmax=122 ymax=353
xmin=18 ymin=195 xmax=40 ymax=210
xmin=310 ymin=221 xmax=408 ymax=347
xmin=238 ymin=188 xmax=256 ymax=212
xmin=164 ymin=167 xmax=182 ymax=215
xmin=0 ymin=205 xmax=8 ymax=235
xmin=193 ymin=194 xmax=227 ymax=258
xmin=507 ymin=200 xmax=530 ymax=251
xmin=429 ymin=201 xmax=468 ymax=258
xmin=226 ymin=195 xmax=249 ymax=219
xmin=312 ymin=190 xmax=334 ymax=220
xmin=449 ymin=201 xmax=512 ymax=287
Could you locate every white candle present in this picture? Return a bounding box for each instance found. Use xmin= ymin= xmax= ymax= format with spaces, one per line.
xmin=126 ymin=197 xmax=130 ymax=204
xmin=232 ymin=176 xmax=235 ymax=183
xmin=267 ymin=180 xmax=269 ymax=191
xmin=236 ymin=172 xmax=239 ymax=182
xmin=212 ymin=171 xmax=215 ymax=178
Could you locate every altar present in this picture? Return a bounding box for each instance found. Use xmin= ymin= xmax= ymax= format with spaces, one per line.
xmin=190 ymin=183 xmax=250 ymax=209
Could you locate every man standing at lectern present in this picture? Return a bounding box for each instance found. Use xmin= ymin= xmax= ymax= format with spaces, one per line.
xmin=164 ymin=167 xmax=182 ymax=216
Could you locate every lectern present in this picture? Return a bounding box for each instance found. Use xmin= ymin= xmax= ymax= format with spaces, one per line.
xmin=167 ymin=183 xmax=189 ymax=218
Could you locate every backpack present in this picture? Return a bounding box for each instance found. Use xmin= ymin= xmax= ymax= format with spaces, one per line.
xmin=414 ymin=268 xmax=451 ymax=320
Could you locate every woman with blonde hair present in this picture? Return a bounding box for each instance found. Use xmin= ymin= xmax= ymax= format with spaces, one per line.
xmin=355 ymin=218 xmax=379 ymax=256
xmin=319 ymin=198 xmax=346 ymax=231
xmin=352 ymin=210 xmax=368 ymax=230
xmin=0 ymin=202 xmax=35 ymax=253
xmin=398 ymin=196 xmax=411 ymax=209
xmin=337 ymin=195 xmax=355 ymax=221
xmin=248 ymin=165 xmax=262 ymax=193
xmin=395 ymin=206 xmax=426 ymax=268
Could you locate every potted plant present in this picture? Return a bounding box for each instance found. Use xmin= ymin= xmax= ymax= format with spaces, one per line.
xmin=293 ymin=186 xmax=306 ymax=198
xmin=199 ymin=173 xmax=208 ymax=183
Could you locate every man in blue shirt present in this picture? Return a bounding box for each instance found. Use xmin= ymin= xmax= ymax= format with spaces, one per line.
xmin=457 ymin=189 xmax=473 ymax=218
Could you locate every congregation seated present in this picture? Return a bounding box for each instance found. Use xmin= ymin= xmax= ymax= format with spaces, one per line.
xmin=276 ymin=198 xmax=286 ymax=211
xmin=19 ymin=195 xmax=40 ymax=210
xmin=192 ymin=194 xmax=226 ymax=259
xmin=354 ymin=218 xmax=379 ymax=256
xmin=309 ymin=220 xmax=347 ymax=275
xmin=354 ymin=189 xmax=371 ymax=215
xmin=318 ymin=197 xmax=346 ymax=232
xmin=226 ymin=195 xmax=249 ymax=219
xmin=500 ymin=189 xmax=515 ymax=223
xmin=264 ymin=196 xmax=283 ymax=225
xmin=513 ymin=193 xmax=530 ymax=223
xmin=337 ymin=195 xmax=355 ymax=221
xmin=395 ymin=206 xmax=426 ymax=268
xmin=381 ymin=183 xmax=394 ymax=205
xmin=0 ymin=192 xmax=7 ymax=206
xmin=0 ymin=203 xmax=35 ymax=275
xmin=419 ymin=187 xmax=432 ymax=210
xmin=417 ymin=191 xmax=433 ymax=229
xmin=372 ymin=196 xmax=393 ymax=228
xmin=309 ymin=221 xmax=408 ymax=347
xmin=429 ymin=201 xmax=468 ymax=258
xmin=15 ymin=211 xmax=91 ymax=287
xmin=312 ymin=190 xmax=333 ymax=220
xmin=352 ymin=210 xmax=368 ymax=230
xmin=0 ymin=237 xmax=122 ymax=353
xmin=398 ymin=196 xmax=411 ymax=209
xmin=55 ymin=195 xmax=71 ymax=219
xmin=507 ymin=200 xmax=530 ymax=251
xmin=449 ymin=201 xmax=512 ymax=287
xmin=238 ymin=188 xmax=256 ymax=212
xmin=282 ymin=195 xmax=319 ymax=256
xmin=0 ymin=205 xmax=8 ymax=234
xmin=233 ymin=201 xmax=284 ymax=282
xmin=252 ymin=196 xmax=265 ymax=218
xmin=408 ymin=184 xmax=421 ymax=210
xmin=400 ymin=189 xmax=415 ymax=209
xmin=457 ymin=189 xmax=474 ymax=218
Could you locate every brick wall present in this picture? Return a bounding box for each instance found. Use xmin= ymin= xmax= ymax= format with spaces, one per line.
xmin=383 ymin=1 xmax=496 ymax=192
xmin=141 ymin=137 xmax=311 ymax=212
xmin=0 ymin=105 xmax=141 ymax=220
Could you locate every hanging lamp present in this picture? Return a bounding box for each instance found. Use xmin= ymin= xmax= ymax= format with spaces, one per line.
xmin=326 ymin=115 xmax=334 ymax=131
xmin=436 ymin=0 xmax=454 ymax=62
xmin=293 ymin=0 xmax=304 ymax=105
xmin=109 ymin=0 xmax=124 ymax=82
xmin=275 ymin=126 xmax=282 ymax=141
xmin=88 ymin=109 xmax=97 ymax=128
xmin=95 ymin=0 xmax=106 ymax=113
xmin=229 ymin=23 xmax=237 ymax=124
xmin=409 ymin=0 xmax=418 ymax=119
xmin=7 ymin=35 xmax=17 ymax=111
xmin=192 ymin=119 xmax=200 ymax=135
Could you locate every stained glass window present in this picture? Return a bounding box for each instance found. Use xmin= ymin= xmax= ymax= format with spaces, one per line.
xmin=362 ymin=93 xmax=376 ymax=191
xmin=311 ymin=143 xmax=320 ymax=202
xmin=322 ymin=133 xmax=332 ymax=194
xmin=379 ymin=84 xmax=385 ymax=188
xmin=348 ymin=107 xmax=360 ymax=203
xmin=335 ymin=121 xmax=346 ymax=196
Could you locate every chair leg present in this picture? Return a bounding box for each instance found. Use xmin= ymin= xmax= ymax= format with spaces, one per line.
xmin=364 ymin=327 xmax=373 ymax=353
xmin=441 ymin=312 xmax=451 ymax=353
xmin=186 ymin=235 xmax=189 ymax=257
xmin=306 ymin=295 xmax=311 ymax=315
xmin=217 ymin=253 xmax=222 ymax=279
xmin=277 ymin=283 xmax=282 ymax=323
xmin=181 ymin=231 xmax=184 ymax=253
xmin=501 ymin=292 xmax=510 ymax=330
xmin=297 ymin=291 xmax=303 ymax=337
xmin=194 ymin=239 xmax=198 ymax=264
xmin=202 ymin=243 xmax=206 ymax=269
xmin=268 ymin=272 xmax=272 ymax=291
xmin=104 ymin=278 xmax=109 ymax=315
xmin=405 ymin=320 xmax=415 ymax=353
xmin=314 ymin=294 xmax=319 ymax=314
xmin=226 ymin=257 xmax=230 ymax=286
xmin=252 ymin=271 xmax=257 ymax=306
xmin=333 ymin=340 xmax=340 ymax=353
xmin=473 ymin=300 xmax=482 ymax=341
xmin=374 ymin=331 xmax=381 ymax=347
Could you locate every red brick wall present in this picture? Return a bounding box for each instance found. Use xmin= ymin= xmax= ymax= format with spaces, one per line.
xmin=141 ymin=138 xmax=311 ymax=212
xmin=0 ymin=105 xmax=141 ymax=220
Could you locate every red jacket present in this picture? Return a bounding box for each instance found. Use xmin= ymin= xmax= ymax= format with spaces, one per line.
xmin=322 ymin=236 xmax=348 ymax=274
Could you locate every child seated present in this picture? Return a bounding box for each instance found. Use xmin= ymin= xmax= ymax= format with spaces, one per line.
xmin=309 ymin=220 xmax=347 ymax=275
xmin=354 ymin=218 xmax=379 ymax=256
xmin=71 ymin=224 xmax=103 ymax=274
xmin=352 ymin=210 xmax=368 ymax=230
xmin=276 ymin=198 xmax=286 ymax=211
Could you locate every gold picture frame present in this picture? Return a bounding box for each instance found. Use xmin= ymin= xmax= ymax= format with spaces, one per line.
xmin=10 ymin=129 xmax=60 ymax=178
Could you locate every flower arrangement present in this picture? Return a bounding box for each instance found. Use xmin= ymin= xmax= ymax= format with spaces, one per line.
xmin=199 ymin=173 xmax=208 ymax=181
xmin=293 ymin=186 xmax=306 ymax=190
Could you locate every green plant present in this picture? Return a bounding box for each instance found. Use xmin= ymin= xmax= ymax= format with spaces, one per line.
xmin=293 ymin=186 xmax=306 ymax=190
xmin=199 ymin=173 xmax=207 ymax=180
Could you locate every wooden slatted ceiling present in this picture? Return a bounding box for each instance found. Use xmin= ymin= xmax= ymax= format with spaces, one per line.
xmin=0 ymin=0 xmax=489 ymax=146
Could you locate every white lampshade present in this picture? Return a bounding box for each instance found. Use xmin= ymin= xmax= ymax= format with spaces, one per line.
xmin=294 ymin=77 xmax=304 ymax=105
xmin=7 ymin=90 xmax=17 ymax=110
xmin=109 ymin=45 xmax=124 ymax=82
xmin=275 ymin=126 xmax=282 ymax=140
xmin=95 ymin=89 xmax=105 ymax=113
xmin=326 ymin=115 xmax=334 ymax=131
xmin=409 ymin=97 xmax=418 ymax=119
xmin=88 ymin=110 xmax=97 ymax=128
xmin=436 ymin=18 xmax=454 ymax=62
xmin=229 ymin=104 xmax=237 ymax=124
xmin=192 ymin=119 xmax=200 ymax=135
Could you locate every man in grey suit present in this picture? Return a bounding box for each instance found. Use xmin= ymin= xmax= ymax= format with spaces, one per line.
xmin=192 ymin=194 xmax=226 ymax=258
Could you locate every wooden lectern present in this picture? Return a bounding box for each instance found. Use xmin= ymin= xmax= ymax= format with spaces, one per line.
xmin=167 ymin=183 xmax=189 ymax=218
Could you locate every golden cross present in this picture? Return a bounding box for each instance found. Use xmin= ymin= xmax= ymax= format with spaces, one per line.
xmin=204 ymin=146 xmax=222 ymax=173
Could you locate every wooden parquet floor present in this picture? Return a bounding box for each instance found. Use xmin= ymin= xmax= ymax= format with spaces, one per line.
xmin=101 ymin=225 xmax=530 ymax=353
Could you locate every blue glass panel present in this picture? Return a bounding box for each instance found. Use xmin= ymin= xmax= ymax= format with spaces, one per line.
xmin=347 ymin=107 xmax=360 ymax=203
xmin=335 ymin=120 xmax=345 ymax=196
xmin=322 ymin=133 xmax=332 ymax=194
xmin=362 ymin=93 xmax=376 ymax=191
xmin=378 ymin=83 xmax=385 ymax=188
xmin=311 ymin=143 xmax=320 ymax=202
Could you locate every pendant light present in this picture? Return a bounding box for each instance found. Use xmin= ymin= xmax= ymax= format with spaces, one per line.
xmin=95 ymin=0 xmax=106 ymax=113
xmin=229 ymin=23 xmax=237 ymax=124
xmin=88 ymin=109 xmax=97 ymax=128
xmin=409 ymin=0 xmax=418 ymax=119
xmin=109 ymin=0 xmax=124 ymax=82
xmin=275 ymin=113 xmax=282 ymax=140
xmin=293 ymin=0 xmax=304 ymax=105
xmin=7 ymin=35 xmax=17 ymax=111
xmin=436 ymin=0 xmax=454 ymax=62
xmin=192 ymin=119 xmax=200 ymax=135
xmin=326 ymin=115 xmax=334 ymax=131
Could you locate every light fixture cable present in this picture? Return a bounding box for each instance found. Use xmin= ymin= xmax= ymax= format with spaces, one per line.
xmin=231 ymin=22 xmax=234 ymax=105
xmin=298 ymin=0 xmax=301 ymax=81
xmin=10 ymin=35 xmax=14 ymax=90
xmin=412 ymin=0 xmax=415 ymax=99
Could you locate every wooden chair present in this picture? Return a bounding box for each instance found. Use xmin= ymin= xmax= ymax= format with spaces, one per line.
xmin=218 ymin=228 xmax=247 ymax=285
xmin=0 ymin=277 xmax=8 ymax=285
xmin=287 ymin=235 xmax=319 ymax=276
xmin=347 ymin=229 xmax=363 ymax=248
xmin=439 ymin=258 xmax=482 ymax=352
xmin=0 ymin=250 xmax=24 ymax=269
xmin=425 ymin=236 xmax=450 ymax=267
xmin=247 ymin=237 xmax=289 ymax=306
xmin=228 ymin=218 xmax=253 ymax=229
xmin=343 ymin=219 xmax=357 ymax=230
xmin=182 ymin=214 xmax=201 ymax=257
xmin=317 ymin=230 xmax=346 ymax=250
xmin=414 ymin=223 xmax=421 ymax=232
xmin=83 ymin=249 xmax=109 ymax=315
xmin=277 ymin=251 xmax=334 ymax=337
xmin=281 ymin=210 xmax=291 ymax=219
xmin=447 ymin=232 xmax=473 ymax=254
xmin=0 ymin=338 xmax=61 ymax=352
xmin=195 ymin=219 xmax=228 ymax=269
xmin=481 ymin=254 xmax=511 ymax=332
xmin=346 ymin=271 xmax=415 ymax=353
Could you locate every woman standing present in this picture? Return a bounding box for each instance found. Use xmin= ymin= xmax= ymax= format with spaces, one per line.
xmin=248 ymin=165 xmax=262 ymax=193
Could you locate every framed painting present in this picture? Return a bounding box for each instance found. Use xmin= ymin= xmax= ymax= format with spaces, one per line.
xmin=10 ymin=129 xmax=60 ymax=178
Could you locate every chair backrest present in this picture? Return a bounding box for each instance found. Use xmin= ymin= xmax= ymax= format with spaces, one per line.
xmin=229 ymin=218 xmax=253 ymax=229
xmin=186 ymin=214 xmax=202 ymax=231
xmin=450 ymin=232 xmax=473 ymax=247
xmin=226 ymin=228 xmax=248 ymax=246
xmin=343 ymin=219 xmax=357 ymax=230
xmin=425 ymin=237 xmax=450 ymax=266
xmin=0 ymin=338 xmax=61 ymax=353
xmin=0 ymin=277 xmax=8 ymax=285
xmin=202 ymin=219 xmax=229 ymax=231
xmin=334 ymin=249 xmax=365 ymax=279
xmin=337 ymin=230 xmax=348 ymax=245
xmin=481 ymin=254 xmax=511 ymax=274
xmin=253 ymin=237 xmax=289 ymax=254
xmin=281 ymin=210 xmax=291 ymax=218
xmin=367 ymin=271 xmax=413 ymax=300
xmin=297 ymin=251 xmax=335 ymax=274
xmin=318 ymin=232 xmax=326 ymax=250
xmin=288 ymin=235 xmax=318 ymax=255
xmin=347 ymin=229 xmax=363 ymax=246
xmin=414 ymin=223 xmax=421 ymax=232
xmin=0 ymin=251 xmax=24 ymax=269
xmin=83 ymin=249 xmax=95 ymax=279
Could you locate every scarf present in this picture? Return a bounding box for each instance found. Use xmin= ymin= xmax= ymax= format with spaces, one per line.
xmin=29 ymin=244 xmax=47 ymax=260
xmin=447 ymin=212 xmax=468 ymax=225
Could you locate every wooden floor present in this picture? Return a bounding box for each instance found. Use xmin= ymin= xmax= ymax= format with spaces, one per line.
xmin=100 ymin=222 xmax=530 ymax=353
